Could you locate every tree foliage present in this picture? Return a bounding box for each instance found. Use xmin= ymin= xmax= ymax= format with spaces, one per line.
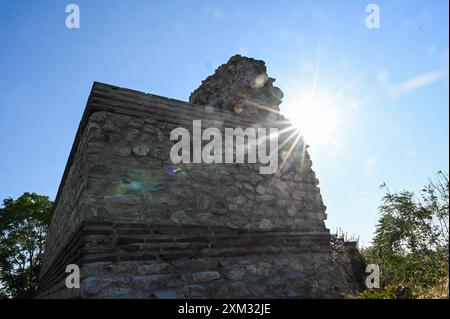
xmin=362 ymin=171 xmax=449 ymax=298
xmin=0 ymin=192 xmax=53 ymax=298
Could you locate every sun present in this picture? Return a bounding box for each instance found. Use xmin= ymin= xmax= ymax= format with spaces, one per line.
xmin=286 ymin=92 xmax=340 ymax=147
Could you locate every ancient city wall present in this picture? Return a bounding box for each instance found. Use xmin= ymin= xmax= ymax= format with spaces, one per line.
xmin=38 ymin=56 xmax=363 ymax=298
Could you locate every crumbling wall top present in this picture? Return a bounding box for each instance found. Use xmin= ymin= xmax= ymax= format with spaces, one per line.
xmin=189 ymin=54 xmax=284 ymax=116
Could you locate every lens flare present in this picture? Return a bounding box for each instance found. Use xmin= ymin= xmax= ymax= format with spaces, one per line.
xmin=286 ymin=93 xmax=339 ymax=147
xmin=233 ymin=104 xmax=243 ymax=113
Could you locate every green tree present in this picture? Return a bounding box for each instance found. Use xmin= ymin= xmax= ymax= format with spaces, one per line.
xmin=0 ymin=192 xmax=53 ymax=298
xmin=362 ymin=171 xmax=449 ymax=297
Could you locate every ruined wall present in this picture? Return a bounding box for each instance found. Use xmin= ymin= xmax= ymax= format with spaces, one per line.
xmin=60 ymin=110 xmax=325 ymax=231
xmin=38 ymin=56 xmax=361 ymax=298
xmin=190 ymin=55 xmax=284 ymax=116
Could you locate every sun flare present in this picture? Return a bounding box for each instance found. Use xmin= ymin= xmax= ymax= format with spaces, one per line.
xmin=286 ymin=93 xmax=340 ymax=147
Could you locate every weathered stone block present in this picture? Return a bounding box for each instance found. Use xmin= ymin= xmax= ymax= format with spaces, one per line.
xmin=191 ymin=271 xmax=221 ymax=283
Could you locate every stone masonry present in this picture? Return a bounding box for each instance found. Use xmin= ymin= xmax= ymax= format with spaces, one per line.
xmin=38 ymin=55 xmax=363 ymax=298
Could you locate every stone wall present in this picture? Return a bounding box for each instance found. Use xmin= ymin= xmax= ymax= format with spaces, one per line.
xmin=190 ymin=54 xmax=283 ymax=117
xmin=39 ymin=221 xmax=349 ymax=298
xmin=38 ymin=56 xmax=362 ymax=298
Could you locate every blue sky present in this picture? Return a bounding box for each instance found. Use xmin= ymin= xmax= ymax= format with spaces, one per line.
xmin=0 ymin=0 xmax=448 ymax=245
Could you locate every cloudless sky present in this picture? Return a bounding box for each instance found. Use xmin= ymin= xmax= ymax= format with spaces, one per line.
xmin=0 ymin=0 xmax=448 ymax=245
